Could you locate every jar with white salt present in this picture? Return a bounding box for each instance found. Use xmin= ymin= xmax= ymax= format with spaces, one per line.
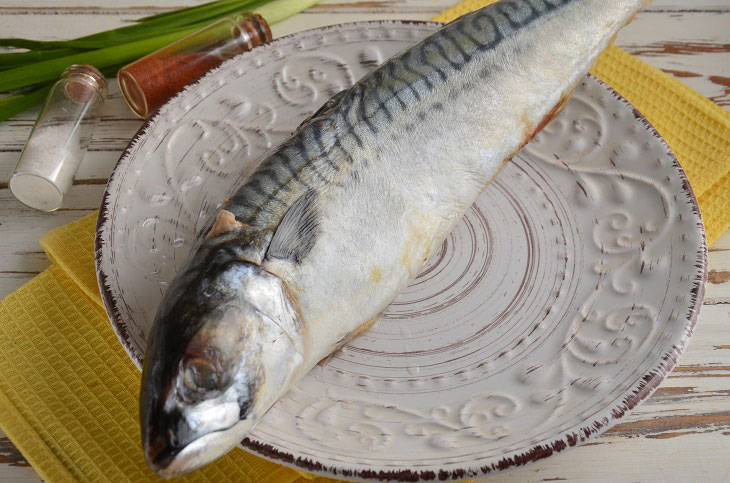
xmin=10 ymin=64 xmax=107 ymax=211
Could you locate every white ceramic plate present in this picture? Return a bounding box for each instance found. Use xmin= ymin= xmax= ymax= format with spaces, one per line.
xmin=96 ymin=22 xmax=707 ymax=481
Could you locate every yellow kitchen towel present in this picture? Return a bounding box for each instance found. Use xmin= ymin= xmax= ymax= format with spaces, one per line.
xmin=1 ymin=1 xmax=730 ymax=482
xmin=436 ymin=0 xmax=730 ymax=245
xmin=0 ymin=215 xmax=312 ymax=483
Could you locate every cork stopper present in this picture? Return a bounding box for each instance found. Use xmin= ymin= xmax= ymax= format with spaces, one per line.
xmin=233 ymin=13 xmax=273 ymax=50
xmin=62 ymin=64 xmax=108 ymax=103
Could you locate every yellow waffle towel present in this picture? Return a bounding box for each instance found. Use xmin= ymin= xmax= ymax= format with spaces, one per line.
xmin=1 ymin=2 xmax=729 ymax=482
xmin=0 ymin=215 xmax=323 ymax=482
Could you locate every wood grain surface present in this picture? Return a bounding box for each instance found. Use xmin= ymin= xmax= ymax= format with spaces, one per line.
xmin=1 ymin=1 xmax=729 ymax=482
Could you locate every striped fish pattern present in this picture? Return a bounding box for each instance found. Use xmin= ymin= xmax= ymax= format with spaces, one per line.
xmin=139 ymin=0 xmax=649 ymax=477
xmin=219 ymin=0 xmax=580 ymax=248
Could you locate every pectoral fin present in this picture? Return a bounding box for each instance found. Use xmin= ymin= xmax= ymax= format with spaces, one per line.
xmin=265 ymin=190 xmax=321 ymax=264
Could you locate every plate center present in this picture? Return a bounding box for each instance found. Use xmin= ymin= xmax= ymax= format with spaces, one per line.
xmin=321 ymin=158 xmax=579 ymax=394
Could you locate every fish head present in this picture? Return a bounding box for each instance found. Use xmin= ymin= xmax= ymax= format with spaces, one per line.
xmin=140 ymin=260 xmax=305 ymax=478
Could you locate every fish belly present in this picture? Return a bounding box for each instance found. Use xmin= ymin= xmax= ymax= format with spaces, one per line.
xmin=261 ymin=0 xmax=645 ymax=367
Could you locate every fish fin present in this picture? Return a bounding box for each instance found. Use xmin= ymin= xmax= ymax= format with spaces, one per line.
xmin=265 ymin=190 xmax=320 ymax=263
xmin=296 ymin=89 xmax=348 ymax=131
xmin=205 ymin=209 xmax=246 ymax=240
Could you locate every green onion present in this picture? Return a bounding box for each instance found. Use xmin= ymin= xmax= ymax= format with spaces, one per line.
xmin=0 ymin=48 xmax=83 ymax=71
xmin=0 ymin=84 xmax=53 ymax=122
xmin=55 ymin=1 xmax=270 ymax=49
xmin=255 ymin=0 xmax=320 ymax=24
xmin=0 ymin=0 xmax=265 ymax=50
xmin=0 ymin=0 xmax=321 ymax=122
xmin=0 ymin=39 xmax=55 ymax=50
xmin=137 ymin=0 xmax=246 ymax=23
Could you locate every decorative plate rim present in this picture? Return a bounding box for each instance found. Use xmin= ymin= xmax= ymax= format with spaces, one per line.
xmin=94 ymin=21 xmax=708 ymax=482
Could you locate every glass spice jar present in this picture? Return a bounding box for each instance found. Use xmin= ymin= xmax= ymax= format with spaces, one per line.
xmin=118 ymin=12 xmax=271 ymax=119
xmin=9 ymin=64 xmax=107 ymax=212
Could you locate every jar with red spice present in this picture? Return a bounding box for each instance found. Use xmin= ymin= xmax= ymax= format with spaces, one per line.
xmin=118 ymin=12 xmax=271 ymax=118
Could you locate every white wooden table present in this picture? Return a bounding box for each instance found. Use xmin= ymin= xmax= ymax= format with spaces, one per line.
xmin=1 ymin=1 xmax=729 ymax=481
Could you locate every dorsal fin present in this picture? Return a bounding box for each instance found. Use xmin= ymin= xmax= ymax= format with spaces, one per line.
xmin=265 ymin=191 xmax=320 ymax=264
xmin=205 ymin=209 xmax=246 ymax=240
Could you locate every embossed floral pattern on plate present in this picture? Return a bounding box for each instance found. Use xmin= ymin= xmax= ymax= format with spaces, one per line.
xmin=96 ymin=22 xmax=706 ymax=482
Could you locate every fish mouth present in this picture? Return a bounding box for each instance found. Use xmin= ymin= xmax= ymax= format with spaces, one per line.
xmin=145 ymin=418 xmax=255 ymax=479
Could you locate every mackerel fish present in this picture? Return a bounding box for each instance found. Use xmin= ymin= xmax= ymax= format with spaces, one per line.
xmin=140 ymin=0 xmax=649 ymax=477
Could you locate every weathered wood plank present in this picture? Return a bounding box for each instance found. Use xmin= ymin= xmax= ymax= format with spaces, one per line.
xmin=0 ymin=185 xmax=103 ymax=281
xmin=645 ymin=0 xmax=730 ymax=10
xmin=0 ymin=274 xmax=37 ymax=302
xmin=705 ymin=280 xmax=730 ymax=305
xmin=0 ymin=434 xmax=30 ymax=469
xmin=1 ymin=1 xmax=730 ymax=482
xmin=481 ymin=432 xmax=730 ymax=482
xmin=705 ymin=231 xmax=730 ymax=304
xmin=617 ymin=11 xmax=730 ymax=106
xmin=712 ymin=229 xmax=730 ymax=250
xmin=0 ymin=430 xmax=37 ymax=482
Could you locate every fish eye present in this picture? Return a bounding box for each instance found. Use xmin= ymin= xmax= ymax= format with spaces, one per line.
xmin=183 ymin=357 xmax=221 ymax=394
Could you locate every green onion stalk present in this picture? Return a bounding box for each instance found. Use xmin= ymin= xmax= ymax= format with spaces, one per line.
xmin=0 ymin=0 xmax=320 ymax=122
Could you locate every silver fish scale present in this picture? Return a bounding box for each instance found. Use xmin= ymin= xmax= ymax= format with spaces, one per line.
xmin=218 ymin=0 xmax=576 ymax=248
